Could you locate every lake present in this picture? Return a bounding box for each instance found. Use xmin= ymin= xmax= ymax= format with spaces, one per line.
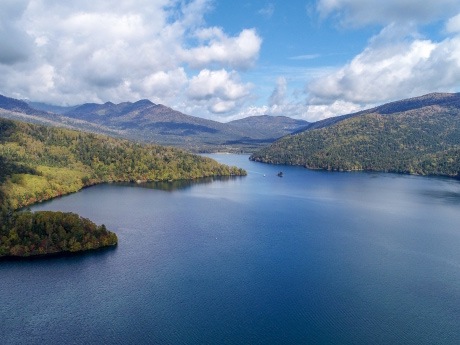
xmin=2 ymin=154 xmax=460 ymax=344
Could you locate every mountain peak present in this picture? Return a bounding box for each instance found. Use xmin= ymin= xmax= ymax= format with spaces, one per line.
xmin=133 ymin=99 xmax=154 ymax=106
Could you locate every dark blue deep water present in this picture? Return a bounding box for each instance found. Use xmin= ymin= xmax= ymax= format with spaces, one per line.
xmin=2 ymin=154 xmax=460 ymax=344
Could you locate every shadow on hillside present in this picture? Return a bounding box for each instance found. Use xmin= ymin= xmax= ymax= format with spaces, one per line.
xmin=115 ymin=175 xmax=244 ymax=192
xmin=0 ymin=157 xmax=39 ymax=183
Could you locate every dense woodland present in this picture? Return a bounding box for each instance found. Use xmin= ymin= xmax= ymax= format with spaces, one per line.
xmin=251 ymin=110 xmax=460 ymax=177
xmin=0 ymin=210 xmax=117 ymax=257
xmin=0 ymin=118 xmax=246 ymax=257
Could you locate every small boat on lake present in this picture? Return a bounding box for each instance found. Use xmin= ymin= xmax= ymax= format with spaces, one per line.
xmin=277 ymin=171 xmax=283 ymax=177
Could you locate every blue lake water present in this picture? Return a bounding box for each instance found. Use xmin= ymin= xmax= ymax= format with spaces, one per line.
xmin=2 ymin=154 xmax=460 ymax=344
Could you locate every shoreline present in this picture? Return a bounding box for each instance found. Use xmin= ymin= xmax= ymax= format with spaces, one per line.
xmin=249 ymin=157 xmax=460 ymax=180
xmin=0 ymin=242 xmax=118 ymax=261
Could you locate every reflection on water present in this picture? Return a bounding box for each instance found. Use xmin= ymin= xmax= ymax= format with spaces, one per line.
xmin=115 ymin=175 xmax=244 ymax=192
xmin=420 ymin=190 xmax=460 ymax=204
xmin=0 ymin=244 xmax=118 ymax=263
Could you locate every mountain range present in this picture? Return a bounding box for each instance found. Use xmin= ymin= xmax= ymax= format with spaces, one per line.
xmin=0 ymin=95 xmax=309 ymax=152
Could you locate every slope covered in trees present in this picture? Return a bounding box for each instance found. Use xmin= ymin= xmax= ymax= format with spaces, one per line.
xmin=0 ymin=210 xmax=117 ymax=257
xmin=0 ymin=118 xmax=246 ymax=257
xmin=250 ymin=105 xmax=460 ymax=178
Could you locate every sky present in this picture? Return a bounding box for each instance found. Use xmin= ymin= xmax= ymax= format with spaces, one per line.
xmin=2 ymin=0 xmax=460 ymax=122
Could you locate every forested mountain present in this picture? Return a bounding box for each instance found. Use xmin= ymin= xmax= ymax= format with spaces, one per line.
xmin=0 ymin=95 xmax=308 ymax=152
xmin=0 ymin=118 xmax=245 ymax=257
xmin=250 ymin=93 xmax=460 ymax=178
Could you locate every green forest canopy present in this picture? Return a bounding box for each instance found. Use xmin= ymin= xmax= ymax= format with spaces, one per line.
xmin=250 ymin=111 xmax=460 ymax=177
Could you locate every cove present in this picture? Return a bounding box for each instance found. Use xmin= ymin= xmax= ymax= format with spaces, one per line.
xmin=2 ymin=154 xmax=460 ymax=344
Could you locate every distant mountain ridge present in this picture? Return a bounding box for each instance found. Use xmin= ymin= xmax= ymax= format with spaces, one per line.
xmin=250 ymin=92 xmax=460 ymax=178
xmin=0 ymin=95 xmax=50 ymax=116
xmin=0 ymin=95 xmax=124 ymax=138
xmin=367 ymin=92 xmax=460 ymax=114
xmin=0 ymin=94 xmax=309 ymax=152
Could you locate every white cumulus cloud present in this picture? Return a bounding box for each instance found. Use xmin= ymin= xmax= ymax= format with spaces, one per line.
xmin=137 ymin=68 xmax=188 ymax=103
xmin=181 ymin=28 xmax=262 ymax=70
xmin=446 ymin=13 xmax=460 ymax=33
xmin=307 ymin=22 xmax=460 ymax=107
xmin=187 ymin=69 xmax=252 ymax=113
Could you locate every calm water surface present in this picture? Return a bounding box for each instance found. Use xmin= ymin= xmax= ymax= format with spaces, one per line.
xmin=2 ymin=154 xmax=460 ymax=344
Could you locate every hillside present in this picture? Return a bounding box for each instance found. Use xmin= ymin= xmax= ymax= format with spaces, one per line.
xmin=250 ymin=93 xmax=460 ymax=178
xmin=0 ymin=95 xmax=308 ymax=152
xmin=0 ymin=118 xmax=246 ymax=257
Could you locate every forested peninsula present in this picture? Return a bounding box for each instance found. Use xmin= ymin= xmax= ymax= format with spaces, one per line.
xmin=250 ymin=110 xmax=460 ymax=178
xmin=0 ymin=118 xmax=246 ymax=258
